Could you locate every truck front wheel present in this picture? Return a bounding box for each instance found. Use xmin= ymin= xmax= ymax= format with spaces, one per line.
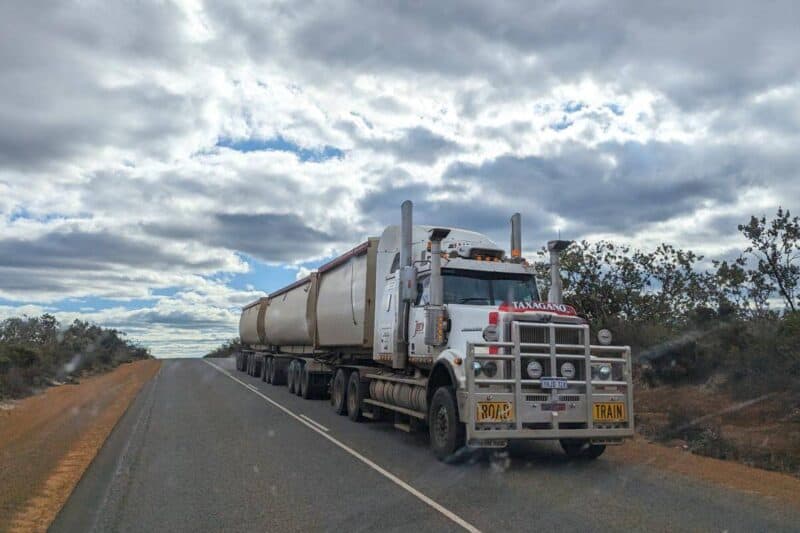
xmin=429 ymin=387 xmax=466 ymax=461
xmin=560 ymin=439 xmax=606 ymax=459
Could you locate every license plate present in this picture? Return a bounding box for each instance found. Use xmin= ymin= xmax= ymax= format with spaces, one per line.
xmin=593 ymin=402 xmax=626 ymax=422
xmin=476 ymin=401 xmax=514 ymax=422
xmin=541 ymin=377 xmax=568 ymax=389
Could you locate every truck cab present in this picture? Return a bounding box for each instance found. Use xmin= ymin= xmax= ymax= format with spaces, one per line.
xmin=374 ymin=212 xmax=634 ymax=459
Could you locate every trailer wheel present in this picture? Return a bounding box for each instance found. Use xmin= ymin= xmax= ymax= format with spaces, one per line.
xmin=294 ymin=362 xmax=304 ymax=396
xmin=429 ymin=387 xmax=466 ymax=461
xmin=300 ymin=366 xmax=313 ymax=399
xmin=287 ymin=360 xmax=296 ymax=393
xmin=346 ymin=371 xmax=364 ymax=422
xmin=331 ymin=368 xmax=348 ymax=415
xmin=261 ymin=357 xmax=268 ymax=382
xmin=269 ymin=358 xmax=281 ymax=385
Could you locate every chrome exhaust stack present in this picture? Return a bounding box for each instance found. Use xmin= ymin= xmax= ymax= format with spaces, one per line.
xmin=510 ymin=212 xmax=522 ymax=262
xmin=425 ymin=227 xmax=450 ymax=347
xmin=395 ymin=200 xmax=415 ymax=369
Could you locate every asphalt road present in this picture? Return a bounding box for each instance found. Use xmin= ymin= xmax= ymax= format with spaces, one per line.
xmin=52 ymin=358 xmax=800 ymax=533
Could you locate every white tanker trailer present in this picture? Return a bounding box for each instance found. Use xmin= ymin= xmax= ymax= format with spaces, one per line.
xmin=238 ymin=201 xmax=634 ymax=460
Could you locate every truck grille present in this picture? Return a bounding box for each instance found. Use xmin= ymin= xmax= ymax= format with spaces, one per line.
xmin=558 ymin=395 xmax=581 ymax=402
xmin=525 ymin=394 xmax=549 ymax=402
xmin=519 ymin=327 xmax=582 ymax=348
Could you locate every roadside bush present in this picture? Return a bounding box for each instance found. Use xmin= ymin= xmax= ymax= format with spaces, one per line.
xmin=0 ymin=314 xmax=151 ymax=400
xmin=204 ymin=338 xmax=242 ymax=358
xmin=530 ymin=208 xmax=800 ymax=400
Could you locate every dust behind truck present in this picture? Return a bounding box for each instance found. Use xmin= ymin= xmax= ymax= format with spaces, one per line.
xmin=237 ymin=201 xmax=634 ymax=461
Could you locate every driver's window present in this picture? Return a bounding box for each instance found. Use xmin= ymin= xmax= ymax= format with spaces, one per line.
xmin=415 ymin=276 xmax=430 ymax=306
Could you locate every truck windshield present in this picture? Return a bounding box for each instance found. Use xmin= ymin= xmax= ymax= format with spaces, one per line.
xmin=442 ymin=268 xmax=539 ymax=305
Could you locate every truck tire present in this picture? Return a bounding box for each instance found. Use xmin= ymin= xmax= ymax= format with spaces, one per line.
xmin=261 ymin=357 xmax=268 ymax=382
xmin=585 ymin=444 xmax=606 ymax=459
xmin=300 ymin=365 xmax=313 ymax=399
xmin=429 ymin=387 xmax=466 ymax=461
xmin=264 ymin=358 xmax=272 ymax=383
xmin=560 ymin=439 xmax=604 ymax=459
xmin=331 ymin=368 xmax=348 ymax=415
xmin=294 ymin=362 xmax=304 ymax=396
xmin=253 ymin=356 xmax=262 ymax=378
xmin=346 ymin=371 xmax=364 ymax=422
xmin=288 ymin=360 xmax=297 ymax=393
xmin=269 ymin=358 xmax=280 ymax=385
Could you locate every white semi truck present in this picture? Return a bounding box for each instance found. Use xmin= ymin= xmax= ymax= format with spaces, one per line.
xmin=237 ymin=201 xmax=634 ymax=460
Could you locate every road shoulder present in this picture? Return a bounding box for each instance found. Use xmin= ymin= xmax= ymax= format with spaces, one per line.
xmin=0 ymin=359 xmax=161 ymax=532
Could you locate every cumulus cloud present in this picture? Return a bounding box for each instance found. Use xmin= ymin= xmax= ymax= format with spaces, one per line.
xmin=0 ymin=0 xmax=797 ymax=356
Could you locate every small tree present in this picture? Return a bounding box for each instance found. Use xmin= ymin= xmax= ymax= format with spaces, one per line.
xmin=738 ymin=207 xmax=800 ymax=312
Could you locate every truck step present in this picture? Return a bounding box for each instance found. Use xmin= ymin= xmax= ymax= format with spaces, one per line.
xmin=363 ymin=398 xmax=426 ymax=420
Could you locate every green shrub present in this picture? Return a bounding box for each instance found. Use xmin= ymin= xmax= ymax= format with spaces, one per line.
xmin=0 ymin=315 xmax=151 ymax=399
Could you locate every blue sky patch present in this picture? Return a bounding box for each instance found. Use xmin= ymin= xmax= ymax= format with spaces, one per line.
xmin=227 ymin=254 xmax=332 ymax=295
xmin=605 ymin=103 xmax=624 ymax=116
xmin=563 ymin=101 xmax=586 ymax=113
xmin=550 ymin=116 xmax=574 ymax=131
xmin=216 ymin=136 xmax=344 ymax=162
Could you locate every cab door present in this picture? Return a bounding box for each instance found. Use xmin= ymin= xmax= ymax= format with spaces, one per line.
xmin=376 ymin=274 xmax=398 ymax=356
xmin=409 ymin=275 xmax=430 ymax=357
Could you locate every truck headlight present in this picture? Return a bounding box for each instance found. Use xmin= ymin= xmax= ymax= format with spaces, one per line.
xmin=482 ymin=324 xmax=499 ymax=342
xmin=597 ymin=329 xmax=613 ymax=345
xmin=482 ymin=361 xmax=498 ymax=378
xmin=592 ymin=363 xmax=612 ymax=381
xmin=560 ymin=362 xmax=576 ymax=379
xmin=526 ymin=360 xmax=543 ymax=379
xmin=473 ymin=361 xmax=483 ymax=375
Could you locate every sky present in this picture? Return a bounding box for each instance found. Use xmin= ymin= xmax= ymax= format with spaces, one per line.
xmin=1 ymin=1 xmax=798 ymax=357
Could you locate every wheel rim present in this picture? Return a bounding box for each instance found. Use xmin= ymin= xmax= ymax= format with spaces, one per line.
xmin=434 ymin=405 xmax=449 ymax=446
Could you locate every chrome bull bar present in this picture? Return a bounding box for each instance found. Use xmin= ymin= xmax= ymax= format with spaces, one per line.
xmin=464 ymin=321 xmax=634 ymax=442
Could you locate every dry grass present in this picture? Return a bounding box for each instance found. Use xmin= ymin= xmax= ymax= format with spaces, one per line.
xmin=0 ymin=359 xmax=161 ymax=533
xmin=635 ymin=382 xmax=800 ymax=477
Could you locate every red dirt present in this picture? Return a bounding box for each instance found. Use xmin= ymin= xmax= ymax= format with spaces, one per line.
xmin=627 ymin=382 xmax=800 ymax=504
xmin=0 ymin=359 xmax=161 ymax=533
xmin=607 ymin=436 xmax=800 ymax=508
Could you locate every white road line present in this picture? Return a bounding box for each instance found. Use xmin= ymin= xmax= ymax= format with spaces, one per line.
xmin=204 ymin=360 xmax=481 ymax=533
xmin=299 ymin=413 xmax=330 ymax=432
